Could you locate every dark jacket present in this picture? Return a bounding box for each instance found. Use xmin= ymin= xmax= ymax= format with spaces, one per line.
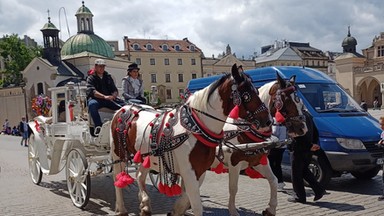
xmin=291 ymin=110 xmax=318 ymax=153
xmin=86 ymin=71 xmax=118 ymax=99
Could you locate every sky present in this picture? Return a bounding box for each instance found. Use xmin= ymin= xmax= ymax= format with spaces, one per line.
xmin=0 ymin=0 xmax=383 ymax=59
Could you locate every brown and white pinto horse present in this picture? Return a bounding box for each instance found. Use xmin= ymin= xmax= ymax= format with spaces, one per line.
xmin=211 ymin=73 xmax=308 ymax=216
xmin=110 ymin=64 xmax=272 ymax=216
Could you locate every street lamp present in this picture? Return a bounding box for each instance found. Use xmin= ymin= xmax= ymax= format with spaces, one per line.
xmin=20 ymin=80 xmax=28 ymax=122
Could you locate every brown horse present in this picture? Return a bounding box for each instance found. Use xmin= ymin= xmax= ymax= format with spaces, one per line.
xmin=110 ymin=64 xmax=272 ymax=216
xmin=211 ymin=73 xmax=308 ymax=216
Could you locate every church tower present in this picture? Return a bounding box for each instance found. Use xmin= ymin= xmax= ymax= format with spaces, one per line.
xmin=76 ymin=1 xmax=94 ymax=33
xmin=40 ymin=12 xmax=61 ymax=66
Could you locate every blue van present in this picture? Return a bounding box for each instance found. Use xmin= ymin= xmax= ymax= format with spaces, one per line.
xmin=186 ymin=66 xmax=383 ymax=186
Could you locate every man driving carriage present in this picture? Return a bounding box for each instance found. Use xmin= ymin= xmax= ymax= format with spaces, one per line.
xmin=86 ymin=59 xmax=125 ymax=136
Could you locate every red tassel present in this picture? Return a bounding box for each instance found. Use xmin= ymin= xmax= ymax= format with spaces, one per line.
xmin=211 ymin=162 xmax=225 ymax=174
xmin=275 ymin=110 xmax=285 ymax=123
xmin=158 ymin=182 xmax=165 ymax=194
xmin=245 ymin=167 xmax=264 ymax=179
xmin=229 ymin=105 xmax=240 ymax=119
xmin=171 ymin=184 xmax=182 ymax=196
xmin=133 ymin=151 xmax=142 ymax=163
xmin=165 ymin=185 xmax=173 ymax=197
xmin=121 ymin=173 xmax=135 ymax=185
xmin=142 ymin=156 xmax=151 ymax=168
xmin=114 ymin=179 xmax=126 ymax=188
xmin=260 ymin=154 xmax=268 ymax=165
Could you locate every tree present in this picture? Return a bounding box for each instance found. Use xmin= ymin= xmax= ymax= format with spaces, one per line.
xmin=0 ymin=34 xmax=42 ymax=87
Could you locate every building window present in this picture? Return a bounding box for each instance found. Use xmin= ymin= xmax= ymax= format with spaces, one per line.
xmin=37 ymin=82 xmax=44 ymax=95
xmin=378 ymin=46 xmax=384 ymax=57
xmin=190 ymin=45 xmax=195 ymax=51
xmin=150 ymin=58 xmax=155 ymax=65
xmin=192 ymin=73 xmax=197 ymax=79
xmin=177 ymin=58 xmax=182 ymax=65
xmin=165 ymin=74 xmax=171 ymax=82
xmin=162 ymin=44 xmax=168 ymax=51
xmin=133 ymin=44 xmax=140 ymax=50
xmin=178 ymin=89 xmax=184 ymax=98
xmin=136 ymin=58 xmax=141 ymax=65
xmin=146 ymin=43 xmax=153 ymax=50
xmin=151 ymin=74 xmax=157 ymax=83
xmin=175 ymin=45 xmax=181 ymax=51
xmin=191 ymin=58 xmax=196 ymax=65
xmin=178 ymin=74 xmax=184 ymax=82
xmin=164 ymin=58 xmax=169 ymax=65
xmin=166 ymin=89 xmax=172 ymax=99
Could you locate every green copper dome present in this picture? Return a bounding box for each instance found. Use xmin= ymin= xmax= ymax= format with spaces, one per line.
xmin=61 ymin=33 xmax=114 ymax=58
xmin=76 ymin=1 xmax=93 ymax=16
xmin=41 ymin=19 xmax=59 ymax=31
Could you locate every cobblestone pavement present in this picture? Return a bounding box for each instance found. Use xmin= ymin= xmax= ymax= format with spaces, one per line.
xmin=1 ymin=109 xmax=384 ymax=216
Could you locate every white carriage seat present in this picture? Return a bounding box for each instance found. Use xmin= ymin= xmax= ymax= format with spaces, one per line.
xmin=34 ymin=115 xmax=53 ymax=125
xmin=88 ymin=107 xmax=116 ymax=127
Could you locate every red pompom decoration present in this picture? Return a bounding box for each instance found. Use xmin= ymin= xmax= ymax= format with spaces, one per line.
xmin=118 ymin=118 xmax=122 ymax=123
xmin=211 ymin=162 xmax=225 ymax=174
xmin=142 ymin=156 xmax=151 ymax=168
xmin=170 ymin=184 xmax=182 ymax=196
xmin=121 ymin=108 xmax=126 ymax=113
xmin=149 ymin=122 xmax=154 ymax=127
xmin=245 ymin=167 xmax=264 ymax=179
xmin=123 ymin=129 xmax=128 ymax=134
xmin=133 ymin=151 xmax=142 ymax=163
xmin=116 ymin=128 xmax=120 ymax=132
xmin=169 ymin=113 xmax=174 ymax=118
xmin=155 ymin=113 xmax=160 ymax=117
xmin=158 ymin=182 xmax=165 ymax=194
xmin=165 ymin=185 xmax=173 ymax=197
xmin=114 ymin=171 xmax=135 ymax=188
xmin=229 ymin=105 xmax=240 ymax=119
xmin=165 ymin=123 xmax=170 ymax=128
xmin=275 ymin=110 xmax=285 ymax=123
xmin=260 ymin=154 xmax=268 ymax=165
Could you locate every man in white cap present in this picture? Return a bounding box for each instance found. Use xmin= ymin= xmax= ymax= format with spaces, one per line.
xmin=86 ymin=59 xmax=124 ymax=136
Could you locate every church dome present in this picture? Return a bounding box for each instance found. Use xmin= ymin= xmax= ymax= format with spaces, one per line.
xmin=61 ymin=33 xmax=115 ymax=58
xmin=76 ymin=2 xmax=93 ymax=15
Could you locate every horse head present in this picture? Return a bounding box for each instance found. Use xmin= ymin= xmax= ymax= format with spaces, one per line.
xmin=216 ymin=64 xmax=272 ymax=131
xmin=269 ymin=72 xmax=307 ymax=137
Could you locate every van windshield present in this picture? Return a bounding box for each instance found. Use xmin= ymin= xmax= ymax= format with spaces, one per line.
xmin=297 ymin=83 xmax=364 ymax=113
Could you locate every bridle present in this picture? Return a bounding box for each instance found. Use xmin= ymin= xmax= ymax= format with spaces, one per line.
xmin=272 ymin=84 xmax=305 ymax=125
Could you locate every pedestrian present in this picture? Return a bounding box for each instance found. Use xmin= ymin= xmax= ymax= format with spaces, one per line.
xmin=377 ymin=117 xmax=384 ymax=201
xmin=19 ymin=116 xmax=29 ymax=147
xmin=373 ymin=97 xmax=380 ymax=110
xmin=268 ymin=117 xmax=287 ymax=191
xmin=122 ymin=63 xmax=146 ymax=104
xmin=86 ymin=59 xmax=125 ymax=136
xmin=3 ymin=119 xmax=10 ymax=134
xmin=287 ymin=110 xmax=326 ymax=203
xmin=360 ymin=100 xmax=368 ymax=111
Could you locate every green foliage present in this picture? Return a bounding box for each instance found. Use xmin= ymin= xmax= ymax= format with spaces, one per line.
xmin=0 ymin=34 xmax=42 ymax=87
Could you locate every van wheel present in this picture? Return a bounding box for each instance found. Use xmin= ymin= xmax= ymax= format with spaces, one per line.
xmin=306 ymin=154 xmax=332 ymax=187
xmin=351 ymin=166 xmax=380 ymax=180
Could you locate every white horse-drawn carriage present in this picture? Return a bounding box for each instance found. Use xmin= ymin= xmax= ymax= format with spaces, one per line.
xmin=28 ymin=82 xmax=115 ymax=208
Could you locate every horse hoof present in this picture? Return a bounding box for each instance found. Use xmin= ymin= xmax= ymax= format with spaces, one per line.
xmin=262 ymin=210 xmax=275 ymax=216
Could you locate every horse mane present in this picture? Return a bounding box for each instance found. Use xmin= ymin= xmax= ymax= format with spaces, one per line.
xmin=190 ymin=73 xmax=231 ymax=111
xmin=258 ymin=81 xmax=275 ymax=106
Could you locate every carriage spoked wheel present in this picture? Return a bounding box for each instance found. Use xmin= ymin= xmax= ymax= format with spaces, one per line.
xmin=28 ymin=134 xmax=42 ymax=185
xmin=66 ymin=148 xmax=91 ymax=208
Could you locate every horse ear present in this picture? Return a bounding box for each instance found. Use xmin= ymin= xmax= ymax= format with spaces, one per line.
xmin=276 ymin=72 xmax=286 ymax=88
xmin=231 ymin=64 xmax=243 ymax=83
xmin=289 ymin=75 xmax=296 ymax=85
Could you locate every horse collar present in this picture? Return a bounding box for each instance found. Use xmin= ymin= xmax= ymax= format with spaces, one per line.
xmin=180 ymin=105 xmax=224 ymax=148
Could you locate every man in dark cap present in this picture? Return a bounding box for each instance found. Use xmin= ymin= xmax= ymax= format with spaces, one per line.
xmin=86 ymin=59 xmax=125 ymax=136
xmin=122 ymin=63 xmax=146 ymax=104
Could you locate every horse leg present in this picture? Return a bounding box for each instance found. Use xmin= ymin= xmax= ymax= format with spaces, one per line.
xmin=113 ymin=161 xmax=128 ymax=215
xmin=228 ymin=163 xmax=242 ymax=216
xmin=254 ymin=163 xmax=277 ymax=216
xmin=171 ymin=173 xmax=206 ymax=215
xmin=137 ymin=165 xmax=151 ymax=216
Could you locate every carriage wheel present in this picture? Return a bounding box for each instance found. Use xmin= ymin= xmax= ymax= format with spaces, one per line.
xmin=66 ymin=148 xmax=91 ymax=208
xmin=28 ymin=134 xmax=42 ymax=185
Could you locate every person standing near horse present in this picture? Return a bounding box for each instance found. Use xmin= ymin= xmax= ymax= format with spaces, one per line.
xmin=268 ymin=117 xmax=287 ymax=191
xmin=122 ymin=63 xmax=146 ymax=104
xmin=288 ymin=110 xmax=326 ymax=203
xmin=19 ymin=116 xmax=29 ymax=146
xmin=86 ymin=59 xmax=125 ymax=136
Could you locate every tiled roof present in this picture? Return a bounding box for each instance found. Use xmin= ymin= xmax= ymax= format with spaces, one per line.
xmin=126 ymin=38 xmax=202 ymax=53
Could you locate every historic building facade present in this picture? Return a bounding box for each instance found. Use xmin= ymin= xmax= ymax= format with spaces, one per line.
xmin=335 ymin=28 xmax=384 ymax=108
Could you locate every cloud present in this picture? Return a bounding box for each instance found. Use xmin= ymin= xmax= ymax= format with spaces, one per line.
xmin=1 ymin=0 xmax=383 ymax=59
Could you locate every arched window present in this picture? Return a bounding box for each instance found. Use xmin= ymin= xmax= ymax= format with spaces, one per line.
xmin=189 ymin=45 xmax=195 ymax=51
xmin=37 ymin=83 xmax=44 ymax=95
xmin=146 ymin=43 xmax=152 ymax=50
xmin=175 ymin=45 xmax=181 ymax=51
xmin=162 ymin=44 xmax=168 ymax=51
xmin=133 ymin=44 xmax=140 ymax=50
